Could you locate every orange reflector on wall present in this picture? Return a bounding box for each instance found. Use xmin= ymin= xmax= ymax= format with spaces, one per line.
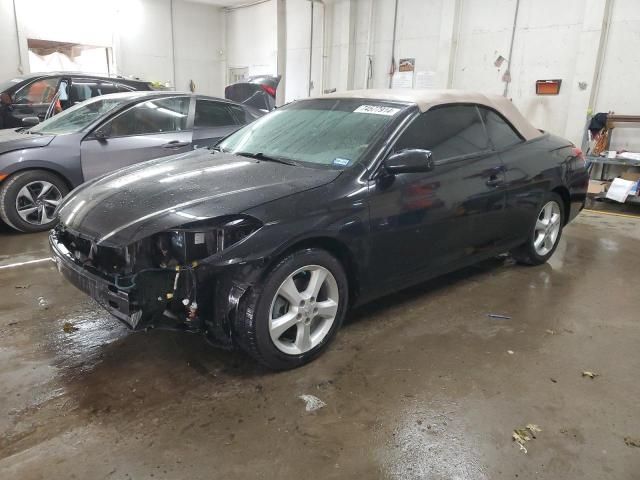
xmin=536 ymin=79 xmax=562 ymax=95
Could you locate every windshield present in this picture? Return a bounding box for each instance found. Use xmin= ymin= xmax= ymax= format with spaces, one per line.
xmin=218 ymin=99 xmax=406 ymax=168
xmin=30 ymin=96 xmax=126 ymax=135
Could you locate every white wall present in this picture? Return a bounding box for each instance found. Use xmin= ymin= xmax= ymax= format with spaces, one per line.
xmin=314 ymin=0 xmax=640 ymax=146
xmin=0 ymin=0 xmax=225 ymax=96
xmin=225 ymin=0 xmax=278 ymax=79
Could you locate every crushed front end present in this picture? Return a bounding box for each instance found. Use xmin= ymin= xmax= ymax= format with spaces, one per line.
xmin=49 ymin=216 xmax=264 ymax=346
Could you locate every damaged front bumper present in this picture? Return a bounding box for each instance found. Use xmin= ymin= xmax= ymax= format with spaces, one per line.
xmin=50 ymin=230 xmax=146 ymax=329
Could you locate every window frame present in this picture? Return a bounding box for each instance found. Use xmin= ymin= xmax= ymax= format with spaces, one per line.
xmin=390 ymin=103 xmax=495 ymax=166
xmin=476 ymin=105 xmax=525 ymax=153
xmin=94 ymin=95 xmax=193 ymax=139
xmin=193 ymin=98 xmax=238 ymax=129
xmin=13 ymin=76 xmax=62 ymax=105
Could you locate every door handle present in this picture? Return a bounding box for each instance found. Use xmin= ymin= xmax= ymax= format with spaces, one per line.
xmin=486 ymin=174 xmax=504 ymax=187
xmin=162 ymin=141 xmax=191 ymax=149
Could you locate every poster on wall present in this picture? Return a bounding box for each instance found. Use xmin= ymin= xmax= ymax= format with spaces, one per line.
xmin=392 ymin=58 xmax=415 ymax=89
xmin=415 ymin=71 xmax=436 ymax=89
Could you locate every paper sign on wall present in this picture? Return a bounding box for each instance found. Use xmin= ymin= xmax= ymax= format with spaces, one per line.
xmin=415 ymin=71 xmax=436 ymax=89
xmin=392 ymin=58 xmax=415 ymax=89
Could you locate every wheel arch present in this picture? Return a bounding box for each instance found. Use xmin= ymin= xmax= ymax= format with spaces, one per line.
xmin=551 ymin=185 xmax=570 ymax=225
xmin=1 ymin=165 xmax=74 ymax=192
xmin=265 ymin=236 xmax=361 ymax=306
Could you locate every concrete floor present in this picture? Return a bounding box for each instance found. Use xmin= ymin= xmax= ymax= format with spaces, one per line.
xmin=0 ymin=211 xmax=639 ymax=479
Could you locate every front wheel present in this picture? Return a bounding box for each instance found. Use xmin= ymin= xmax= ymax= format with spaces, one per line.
xmin=511 ymin=192 xmax=564 ymax=265
xmin=0 ymin=170 xmax=68 ymax=233
xmin=235 ymin=248 xmax=349 ymax=370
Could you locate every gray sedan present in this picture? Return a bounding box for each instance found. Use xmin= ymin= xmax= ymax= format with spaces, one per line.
xmin=0 ymin=91 xmax=261 ymax=232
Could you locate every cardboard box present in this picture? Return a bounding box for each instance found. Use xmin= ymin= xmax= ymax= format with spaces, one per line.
xmin=621 ymin=171 xmax=640 ymax=183
xmin=588 ymin=180 xmax=608 ymax=194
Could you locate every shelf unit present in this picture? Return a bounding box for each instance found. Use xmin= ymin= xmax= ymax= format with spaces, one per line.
xmin=584 ymin=114 xmax=640 ymax=204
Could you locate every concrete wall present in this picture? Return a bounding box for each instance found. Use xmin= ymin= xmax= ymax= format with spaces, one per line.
xmin=313 ymin=0 xmax=640 ymax=146
xmin=0 ymin=0 xmax=225 ymax=95
xmin=225 ymin=0 xmax=278 ymax=79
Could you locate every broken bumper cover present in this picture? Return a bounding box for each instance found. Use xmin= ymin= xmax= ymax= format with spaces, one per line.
xmin=49 ymin=232 xmax=143 ymax=329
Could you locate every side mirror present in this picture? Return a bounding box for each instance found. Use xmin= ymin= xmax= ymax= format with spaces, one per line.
xmin=384 ymin=149 xmax=434 ymax=174
xmin=93 ymin=127 xmax=109 ymax=140
xmin=22 ymin=116 xmax=40 ymax=127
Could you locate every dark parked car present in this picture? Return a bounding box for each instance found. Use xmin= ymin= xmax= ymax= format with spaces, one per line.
xmin=0 ymin=72 xmax=159 ymax=129
xmin=50 ymin=90 xmax=589 ymax=369
xmin=225 ymin=75 xmax=280 ymax=112
xmin=0 ymin=91 xmax=261 ymax=232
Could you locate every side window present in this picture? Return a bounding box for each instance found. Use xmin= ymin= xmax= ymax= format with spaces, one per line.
xmin=13 ymin=77 xmax=60 ymax=104
xmin=97 ymin=81 xmax=119 ymax=96
xmin=70 ymin=79 xmax=119 ymax=104
xmin=106 ymin=97 xmax=190 ymax=137
xmin=116 ymin=83 xmax=136 ymax=92
xmin=194 ymin=100 xmax=236 ymax=128
xmin=394 ymin=105 xmax=490 ymax=161
xmin=228 ymin=104 xmax=250 ymax=125
xmin=479 ymin=107 xmax=523 ymax=150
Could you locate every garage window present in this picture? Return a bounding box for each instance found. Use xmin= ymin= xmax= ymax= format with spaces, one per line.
xmin=195 ymin=100 xmax=235 ymax=128
xmin=107 ymin=97 xmax=190 ymax=137
xmin=394 ymin=105 xmax=491 ymax=161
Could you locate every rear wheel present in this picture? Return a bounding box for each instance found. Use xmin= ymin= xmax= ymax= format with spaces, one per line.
xmin=0 ymin=170 xmax=68 ymax=233
xmin=512 ymin=192 xmax=564 ymax=265
xmin=235 ymin=248 xmax=349 ymax=370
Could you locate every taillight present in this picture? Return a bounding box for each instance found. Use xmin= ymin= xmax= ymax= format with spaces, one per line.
xmin=571 ymin=146 xmax=587 ymax=170
xmin=571 ymin=146 xmax=584 ymax=158
xmin=260 ymin=84 xmax=277 ymax=97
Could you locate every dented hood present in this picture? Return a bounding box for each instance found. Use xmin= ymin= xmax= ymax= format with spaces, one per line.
xmin=57 ymin=150 xmax=341 ymax=246
xmin=0 ymin=128 xmax=55 ymax=154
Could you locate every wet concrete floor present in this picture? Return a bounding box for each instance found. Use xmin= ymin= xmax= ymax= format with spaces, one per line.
xmin=0 ymin=211 xmax=639 ymax=479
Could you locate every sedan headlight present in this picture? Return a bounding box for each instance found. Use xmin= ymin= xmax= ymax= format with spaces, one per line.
xmin=153 ymin=216 xmax=262 ymax=267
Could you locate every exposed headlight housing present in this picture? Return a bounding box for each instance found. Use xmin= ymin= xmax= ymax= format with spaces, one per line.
xmin=153 ymin=215 xmax=263 ymax=267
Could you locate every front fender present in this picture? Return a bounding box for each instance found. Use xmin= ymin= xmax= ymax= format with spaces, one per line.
xmin=0 ymin=152 xmax=82 ymax=187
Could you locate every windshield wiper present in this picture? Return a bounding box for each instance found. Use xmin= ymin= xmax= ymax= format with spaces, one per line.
xmin=234 ymin=151 xmax=297 ymax=166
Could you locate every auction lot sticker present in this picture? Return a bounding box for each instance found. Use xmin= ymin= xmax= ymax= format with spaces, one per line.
xmin=354 ymin=105 xmax=401 ymax=116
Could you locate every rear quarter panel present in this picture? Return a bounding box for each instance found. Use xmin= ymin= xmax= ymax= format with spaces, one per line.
xmin=500 ymin=133 xmax=586 ymax=243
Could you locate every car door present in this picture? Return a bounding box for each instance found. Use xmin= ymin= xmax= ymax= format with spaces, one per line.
xmin=366 ymin=104 xmax=506 ymax=291
xmin=476 ymin=106 xmax=533 ymax=244
xmin=192 ymin=98 xmax=244 ymax=149
xmin=80 ymin=95 xmax=193 ymax=180
xmin=10 ymin=76 xmax=61 ymax=123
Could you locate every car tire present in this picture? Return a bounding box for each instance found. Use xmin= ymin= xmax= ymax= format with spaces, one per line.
xmin=235 ymin=248 xmax=349 ymax=370
xmin=0 ymin=170 xmax=69 ymax=233
xmin=511 ymin=192 xmax=565 ymax=266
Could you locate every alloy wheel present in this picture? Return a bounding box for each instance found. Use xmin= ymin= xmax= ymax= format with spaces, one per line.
xmin=533 ymin=200 xmax=561 ymax=256
xmin=15 ymin=181 xmax=62 ymax=226
xmin=269 ymin=265 xmax=339 ymax=355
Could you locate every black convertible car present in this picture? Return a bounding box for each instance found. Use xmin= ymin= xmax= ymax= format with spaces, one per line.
xmin=50 ymin=90 xmax=589 ymax=369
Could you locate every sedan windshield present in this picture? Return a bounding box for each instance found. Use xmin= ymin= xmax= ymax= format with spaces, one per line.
xmin=218 ymin=99 xmax=406 ymax=168
xmin=30 ymin=96 xmax=126 ymax=135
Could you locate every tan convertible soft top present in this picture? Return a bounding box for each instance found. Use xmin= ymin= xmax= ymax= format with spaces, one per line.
xmin=320 ymin=89 xmax=542 ymax=141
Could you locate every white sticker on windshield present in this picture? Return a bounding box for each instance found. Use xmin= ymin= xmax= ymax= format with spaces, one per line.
xmin=354 ymin=105 xmax=401 ymax=116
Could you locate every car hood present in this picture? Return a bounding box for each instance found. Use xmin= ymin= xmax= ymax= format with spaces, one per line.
xmin=0 ymin=128 xmax=55 ymax=154
xmin=58 ymin=150 xmax=341 ymax=246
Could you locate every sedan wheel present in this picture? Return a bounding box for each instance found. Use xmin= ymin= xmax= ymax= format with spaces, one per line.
xmin=0 ymin=170 xmax=69 ymax=233
xmin=533 ymin=201 xmax=561 ymax=256
xmin=269 ymin=265 xmax=339 ymax=355
xmin=16 ymin=181 xmax=63 ymax=226
xmin=511 ymin=192 xmax=565 ymax=266
xmin=235 ymin=248 xmax=348 ymax=370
